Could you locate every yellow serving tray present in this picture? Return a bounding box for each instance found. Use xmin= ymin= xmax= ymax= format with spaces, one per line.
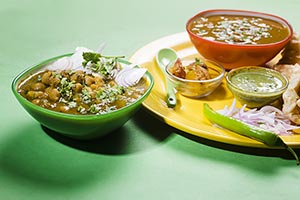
xmin=129 ymin=32 xmax=300 ymax=148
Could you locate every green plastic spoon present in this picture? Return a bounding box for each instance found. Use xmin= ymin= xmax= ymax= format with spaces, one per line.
xmin=156 ymin=48 xmax=178 ymax=108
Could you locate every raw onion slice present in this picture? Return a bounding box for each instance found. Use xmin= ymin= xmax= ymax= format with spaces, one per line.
xmin=218 ymin=99 xmax=299 ymax=135
xmin=115 ymin=64 xmax=147 ymax=87
xmin=48 ymin=57 xmax=72 ymax=71
xmin=47 ymin=47 xmax=93 ymax=71
xmin=46 ymin=46 xmax=147 ymax=87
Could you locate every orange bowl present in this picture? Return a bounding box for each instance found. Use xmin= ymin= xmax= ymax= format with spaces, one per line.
xmin=186 ymin=9 xmax=293 ymax=69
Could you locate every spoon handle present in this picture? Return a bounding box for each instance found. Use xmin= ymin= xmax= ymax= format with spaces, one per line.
xmin=156 ymin=48 xmax=178 ymax=108
xmin=166 ymin=80 xmax=177 ymax=108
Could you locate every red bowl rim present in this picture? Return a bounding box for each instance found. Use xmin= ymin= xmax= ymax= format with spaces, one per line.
xmin=186 ymin=9 xmax=294 ymax=48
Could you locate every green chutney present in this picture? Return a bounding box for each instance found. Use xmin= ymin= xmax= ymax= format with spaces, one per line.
xmin=230 ymin=70 xmax=284 ymax=93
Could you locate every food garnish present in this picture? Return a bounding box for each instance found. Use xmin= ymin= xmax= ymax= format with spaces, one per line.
xmin=82 ymin=52 xmax=124 ymax=77
xmin=218 ymin=99 xmax=299 ymax=135
xmin=203 ymin=103 xmax=299 ymax=165
xmin=115 ymin=64 xmax=147 ymax=88
xmin=17 ymin=47 xmax=148 ymax=115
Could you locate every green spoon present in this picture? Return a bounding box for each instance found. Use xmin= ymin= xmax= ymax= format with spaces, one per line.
xmin=156 ymin=48 xmax=178 ymax=108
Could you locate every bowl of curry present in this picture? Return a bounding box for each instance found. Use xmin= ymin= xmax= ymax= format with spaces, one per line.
xmin=186 ymin=9 xmax=293 ymax=69
xmin=166 ymin=57 xmax=225 ymax=98
xmin=12 ymin=48 xmax=154 ymax=139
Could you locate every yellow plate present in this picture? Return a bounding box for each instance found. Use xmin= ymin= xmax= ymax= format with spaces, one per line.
xmin=129 ymin=32 xmax=300 ymax=148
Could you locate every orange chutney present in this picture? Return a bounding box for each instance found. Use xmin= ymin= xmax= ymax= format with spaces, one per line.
xmin=189 ymin=15 xmax=290 ymax=45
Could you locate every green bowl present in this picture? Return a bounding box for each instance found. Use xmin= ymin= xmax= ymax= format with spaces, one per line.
xmin=226 ymin=66 xmax=288 ymax=108
xmin=12 ymin=54 xmax=154 ymax=139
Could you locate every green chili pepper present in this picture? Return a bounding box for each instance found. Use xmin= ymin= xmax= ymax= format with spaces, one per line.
xmin=203 ymin=103 xmax=299 ymax=165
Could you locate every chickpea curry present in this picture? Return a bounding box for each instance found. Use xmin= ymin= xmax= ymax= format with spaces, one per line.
xmin=17 ymin=52 xmax=148 ymax=115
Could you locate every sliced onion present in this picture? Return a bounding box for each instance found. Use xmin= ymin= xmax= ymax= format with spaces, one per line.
xmin=70 ymin=47 xmax=93 ymax=70
xmin=218 ymin=99 xmax=299 ymax=135
xmin=115 ymin=64 xmax=147 ymax=87
xmin=47 ymin=57 xmax=72 ymax=71
xmin=47 ymin=47 xmax=93 ymax=71
xmin=45 ymin=46 xmax=147 ymax=87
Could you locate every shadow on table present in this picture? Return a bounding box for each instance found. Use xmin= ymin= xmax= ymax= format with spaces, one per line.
xmin=44 ymin=106 xmax=300 ymax=165
xmin=176 ymin=129 xmax=300 ymax=167
xmin=0 ymin=126 xmax=119 ymax=190
xmin=0 ymin=108 xmax=175 ymax=190
xmin=43 ymin=108 xmax=173 ymax=155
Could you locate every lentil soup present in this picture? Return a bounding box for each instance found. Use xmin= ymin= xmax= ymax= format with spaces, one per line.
xmin=188 ymin=15 xmax=290 ymax=45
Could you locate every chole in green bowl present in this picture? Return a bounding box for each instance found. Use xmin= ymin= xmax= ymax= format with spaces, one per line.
xmin=12 ymin=47 xmax=154 ymax=139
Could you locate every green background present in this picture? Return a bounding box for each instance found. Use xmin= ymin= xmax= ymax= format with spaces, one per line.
xmin=1 ymin=0 xmax=300 ymax=199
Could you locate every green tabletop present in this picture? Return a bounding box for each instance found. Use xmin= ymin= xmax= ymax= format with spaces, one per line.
xmin=1 ymin=0 xmax=300 ymax=199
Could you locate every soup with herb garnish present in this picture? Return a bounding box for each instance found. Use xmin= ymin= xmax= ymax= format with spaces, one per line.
xmin=189 ymin=15 xmax=290 ymax=45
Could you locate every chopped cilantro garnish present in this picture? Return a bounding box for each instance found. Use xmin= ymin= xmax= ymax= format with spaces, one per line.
xmin=68 ymin=101 xmax=77 ymax=108
xmin=81 ymin=87 xmax=91 ymax=104
xmin=59 ymin=77 xmax=74 ymax=100
xmin=88 ymin=104 xmax=100 ymax=114
xmin=77 ymin=105 xmax=86 ymax=114
xmin=95 ymin=85 xmax=126 ymax=103
xmin=82 ymin=52 xmax=125 ymax=79
xmin=194 ymin=58 xmax=207 ymax=69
